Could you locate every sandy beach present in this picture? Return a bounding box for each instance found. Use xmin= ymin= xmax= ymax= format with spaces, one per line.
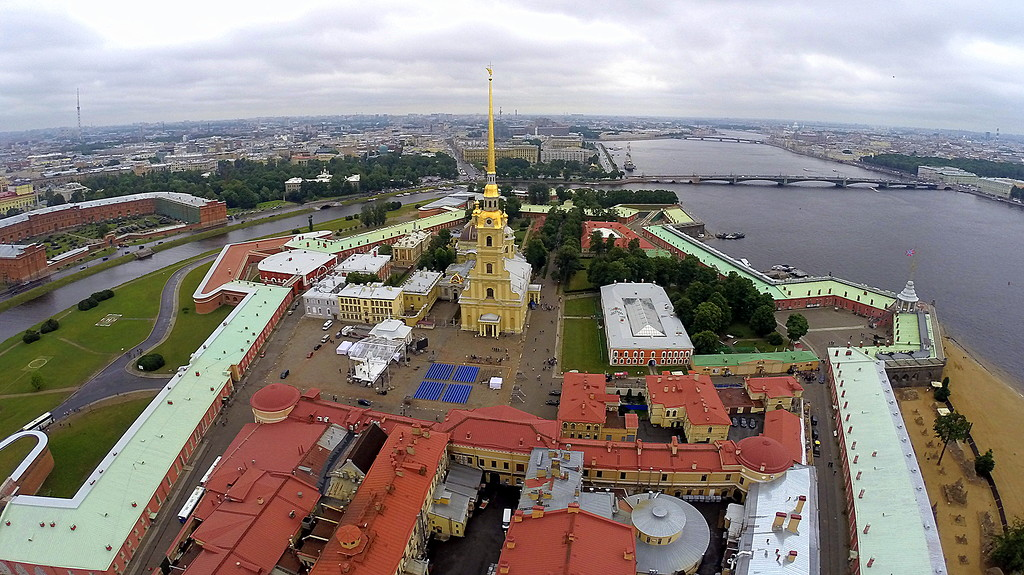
xmin=941 ymin=335 xmax=1024 ymax=522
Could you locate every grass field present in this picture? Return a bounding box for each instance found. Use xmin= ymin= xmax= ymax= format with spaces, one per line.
xmin=0 ymin=391 xmax=73 ymax=450
xmin=564 ymin=295 xmax=600 ymax=317
xmin=147 ymin=262 xmax=232 ymax=373
xmin=565 ymin=259 xmax=595 ymax=293
xmin=0 ymin=435 xmax=38 ymax=490
xmin=561 ymin=318 xmax=671 ymax=377
xmin=37 ymin=395 xmax=154 ymax=498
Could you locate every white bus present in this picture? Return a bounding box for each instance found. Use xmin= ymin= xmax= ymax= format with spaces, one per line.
xmin=178 ymin=486 xmax=205 ymax=523
xmin=20 ymin=412 xmax=53 ymax=432
xmin=199 ymin=456 xmax=221 ymax=487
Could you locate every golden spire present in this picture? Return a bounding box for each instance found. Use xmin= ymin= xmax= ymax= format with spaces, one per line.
xmin=484 ymin=66 xmax=499 ymax=198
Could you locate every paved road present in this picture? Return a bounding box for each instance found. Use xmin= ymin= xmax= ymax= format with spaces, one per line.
xmin=51 ymin=255 xmax=216 ymax=419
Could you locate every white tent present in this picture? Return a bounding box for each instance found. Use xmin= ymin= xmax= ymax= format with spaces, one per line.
xmin=489 ymin=377 xmax=503 ymax=390
xmin=336 ymin=341 xmax=353 ymax=355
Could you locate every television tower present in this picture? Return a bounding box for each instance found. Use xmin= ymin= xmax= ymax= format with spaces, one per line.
xmin=76 ymin=88 xmax=82 ymax=140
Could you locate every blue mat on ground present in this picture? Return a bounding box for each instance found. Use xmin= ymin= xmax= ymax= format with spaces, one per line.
xmin=451 ymin=365 xmax=480 ymax=383
xmin=413 ymin=380 xmax=446 ymax=401
xmin=425 ymin=363 xmax=455 ymax=381
xmin=441 ymin=383 xmax=472 ymax=403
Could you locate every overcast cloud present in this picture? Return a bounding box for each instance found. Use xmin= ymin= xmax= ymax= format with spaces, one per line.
xmin=3 ymin=0 xmax=1024 ymax=133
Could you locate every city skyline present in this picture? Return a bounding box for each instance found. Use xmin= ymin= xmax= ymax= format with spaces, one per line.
xmin=4 ymin=0 xmax=1024 ymax=134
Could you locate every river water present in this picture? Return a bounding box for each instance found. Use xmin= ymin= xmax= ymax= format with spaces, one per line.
xmin=609 ymin=137 xmax=1024 ymax=392
xmin=0 ymin=191 xmax=444 ymax=341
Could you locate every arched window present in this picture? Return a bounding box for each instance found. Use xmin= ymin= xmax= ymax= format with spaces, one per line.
xmin=486 ymin=288 xmax=495 ymax=299
xmin=486 ymin=263 xmax=493 ymax=274
xmin=485 ymin=235 xmax=493 ymax=247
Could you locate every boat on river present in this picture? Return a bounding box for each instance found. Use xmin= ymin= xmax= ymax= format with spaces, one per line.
xmin=715 ymin=232 xmax=745 ymax=240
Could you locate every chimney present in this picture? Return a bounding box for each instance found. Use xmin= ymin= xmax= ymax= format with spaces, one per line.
xmin=787 ymin=550 xmax=798 ymax=562
xmin=531 ymin=506 xmax=544 ymax=519
xmin=567 ymin=502 xmax=580 ymax=514
xmin=786 ymin=513 xmax=801 ymax=534
xmin=505 ymin=536 xmax=516 ymax=549
xmin=624 ymin=549 xmax=635 ymax=561
xmin=498 ymin=560 xmax=510 ymax=574
xmin=772 ymin=511 xmax=787 ymax=530
xmin=795 ymin=495 xmax=806 ymax=514
xmin=670 ymin=436 xmax=678 ymax=455
xmin=514 ymin=510 xmax=524 ymax=523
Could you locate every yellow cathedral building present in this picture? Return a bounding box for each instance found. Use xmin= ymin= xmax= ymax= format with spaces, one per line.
xmin=459 ymin=68 xmax=541 ymax=337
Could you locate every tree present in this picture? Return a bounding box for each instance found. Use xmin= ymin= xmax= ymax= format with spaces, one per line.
xmin=524 ymin=238 xmax=547 ymax=269
xmin=933 ymin=412 xmax=972 ymax=465
xmin=785 ymin=313 xmax=809 ymax=342
xmin=766 ymin=331 xmax=784 ymax=346
xmin=990 ymin=518 xmax=1024 ymax=573
xmin=691 ymin=330 xmax=721 ymax=355
xmin=345 ymin=272 xmax=380 ymax=285
xmin=692 ymin=301 xmax=725 ymax=334
xmin=527 ymin=182 xmax=549 ymax=205
xmin=39 ymin=318 xmax=60 ymax=334
xmin=22 ymin=330 xmax=40 ymax=344
xmin=377 ymin=244 xmax=393 ymax=255
xmin=137 ymin=353 xmax=166 ymax=372
xmin=503 ymin=196 xmax=522 ymax=218
xmin=750 ymin=305 xmax=777 ymax=336
xmin=975 ymin=448 xmax=995 ymax=477
xmin=554 ymin=244 xmax=582 ymax=282
xmin=30 ymin=373 xmax=44 ymax=391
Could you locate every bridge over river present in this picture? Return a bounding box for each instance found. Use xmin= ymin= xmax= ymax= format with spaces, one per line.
xmin=629 ymin=174 xmax=936 ymax=188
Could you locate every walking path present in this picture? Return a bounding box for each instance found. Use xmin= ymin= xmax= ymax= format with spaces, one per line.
xmin=50 ymin=255 xmax=216 ymax=418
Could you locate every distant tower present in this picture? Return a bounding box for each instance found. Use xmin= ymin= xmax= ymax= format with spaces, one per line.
xmin=76 ymin=88 xmax=82 ymax=141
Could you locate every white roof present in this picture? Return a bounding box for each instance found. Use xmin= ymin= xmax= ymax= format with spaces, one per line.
xmin=401 ymin=270 xmax=441 ymax=294
xmin=257 ymin=249 xmax=335 ymax=276
xmin=734 ymin=465 xmax=820 ymax=575
xmin=368 ymin=319 xmax=412 ymax=341
xmin=338 ymin=252 xmax=391 ymax=275
xmin=338 ymin=283 xmax=402 ymax=301
xmin=601 ymin=283 xmax=693 ymax=351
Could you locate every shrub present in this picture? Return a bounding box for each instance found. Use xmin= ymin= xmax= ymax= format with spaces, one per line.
xmin=91 ymin=290 xmax=114 ymax=301
xmin=934 ymin=386 xmax=951 ymax=402
xmin=78 ymin=297 xmax=98 ymax=311
xmin=30 ymin=373 xmax=44 ymax=391
xmin=766 ymin=331 xmax=784 ymax=346
xmin=39 ymin=318 xmax=60 ymax=333
xmin=137 ymin=354 xmax=165 ymax=372
xmin=291 ymin=228 xmax=301 ymax=234
xmin=975 ymin=449 xmax=995 ymax=477
xmin=22 ymin=330 xmax=41 ymax=344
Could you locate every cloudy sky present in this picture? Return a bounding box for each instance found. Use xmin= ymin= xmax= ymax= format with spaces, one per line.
xmin=3 ymin=0 xmax=1024 ymax=133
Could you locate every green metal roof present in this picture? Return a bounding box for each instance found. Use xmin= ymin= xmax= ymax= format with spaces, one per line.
xmin=645 ymin=225 xmax=899 ymax=310
xmin=827 ymin=348 xmax=947 ymax=574
xmin=285 ymin=209 xmax=465 ymax=254
xmin=661 ymin=206 xmax=694 ymax=224
xmin=692 ymin=350 xmax=819 ymax=367
xmin=0 ymin=282 xmax=291 ymax=571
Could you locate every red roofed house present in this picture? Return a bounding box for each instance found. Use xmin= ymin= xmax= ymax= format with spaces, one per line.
xmin=435 ymin=405 xmax=560 ymax=486
xmin=646 ymin=372 xmax=731 ymax=442
xmin=581 ymin=220 xmax=654 ymax=253
xmin=308 ymin=424 xmax=450 ymax=575
xmin=762 ymin=409 xmax=805 ymax=466
xmin=496 ymin=504 xmax=636 ymax=575
xmin=744 ymin=375 xmax=804 ymax=411
xmin=557 ymin=372 xmax=635 ymax=442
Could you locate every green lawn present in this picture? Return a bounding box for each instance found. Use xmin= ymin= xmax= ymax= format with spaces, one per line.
xmin=561 ymin=317 xmax=676 ymax=377
xmin=0 ymin=260 xmax=192 ymax=398
xmin=37 ymin=395 xmax=154 ymax=498
xmin=565 ymin=259 xmax=595 ymax=293
xmin=147 ymin=262 xmax=232 ymax=373
xmin=0 ymin=391 xmax=73 ymax=442
xmin=0 ymin=435 xmax=38 ymax=490
xmin=564 ymin=295 xmax=600 ymax=317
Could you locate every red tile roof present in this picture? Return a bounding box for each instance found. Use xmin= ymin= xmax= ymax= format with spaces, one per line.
xmin=646 ymin=373 xmax=731 ymax=426
xmin=435 ymin=405 xmax=560 ymax=453
xmin=763 ymin=409 xmax=804 ymax=466
xmin=581 ymin=221 xmax=654 ymax=252
xmin=737 ymin=435 xmax=793 ymax=475
xmin=745 ymin=376 xmax=804 ymax=399
xmin=309 ymin=424 xmax=450 ymax=575
xmin=197 ymin=235 xmax=293 ymax=296
xmin=568 ymin=436 xmax=741 ymax=474
xmin=498 ymin=505 xmax=636 ymax=575
xmin=558 ymin=372 xmax=619 ymax=425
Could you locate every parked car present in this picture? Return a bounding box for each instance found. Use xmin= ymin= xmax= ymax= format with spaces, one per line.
xmin=739 ymin=417 xmax=748 ymax=428
xmin=548 ymin=390 xmax=562 ymax=396
xmin=811 ymin=415 xmax=818 ymax=426
xmin=320 ymin=334 xmax=331 ymax=344
xmin=812 ymin=428 xmax=820 ymax=440
xmin=306 ymin=351 xmax=314 ymax=358
xmin=545 ymin=399 xmax=560 ymax=406
xmin=314 ymin=344 xmax=322 ymax=351
xmin=748 ymin=418 xmax=758 ymax=430
xmin=322 ymin=320 xmax=334 ymax=331
xmin=357 ymin=399 xmax=372 ymax=406
xmin=280 ymin=369 xmax=290 ymax=379
xmin=732 ymin=417 xmax=739 ymax=427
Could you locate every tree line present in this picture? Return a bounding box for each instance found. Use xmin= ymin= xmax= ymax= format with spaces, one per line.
xmin=861 ymin=153 xmax=1024 ymax=179
xmin=495 ymin=157 xmax=620 ymax=181
xmin=74 ymin=153 xmax=457 ymax=209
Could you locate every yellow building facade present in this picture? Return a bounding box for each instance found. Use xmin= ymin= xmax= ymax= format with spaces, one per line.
xmin=459 ymin=70 xmax=538 ymax=337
